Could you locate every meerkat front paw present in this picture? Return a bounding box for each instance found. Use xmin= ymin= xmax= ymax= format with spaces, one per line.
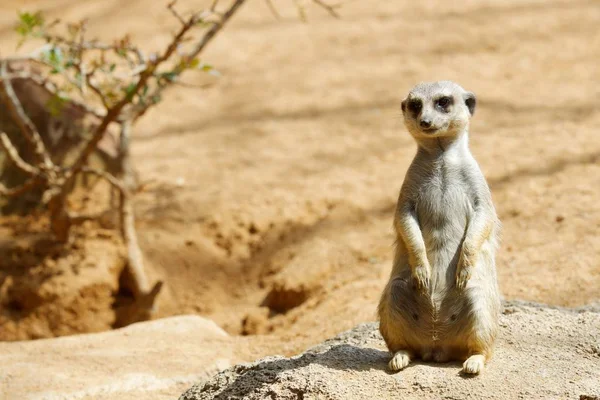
xmin=412 ymin=263 xmax=431 ymax=291
xmin=462 ymin=354 xmax=485 ymax=375
xmin=389 ymin=350 xmax=411 ymax=372
xmin=456 ymin=254 xmax=474 ymax=290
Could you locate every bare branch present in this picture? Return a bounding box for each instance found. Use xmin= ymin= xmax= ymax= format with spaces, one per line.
xmin=210 ymin=0 xmax=220 ymax=11
xmin=171 ymin=80 xmax=215 ymax=90
xmin=0 ymin=132 xmax=40 ymax=175
xmin=84 ymin=72 xmax=111 ymax=109
xmin=265 ymin=0 xmax=282 ymax=19
xmin=294 ymin=0 xmax=307 ymax=22
xmin=50 ymin=39 xmax=146 ymax=65
xmin=0 ymin=61 xmax=55 ymax=171
xmin=167 ymin=1 xmax=187 ymax=25
xmin=0 ymin=176 xmax=41 ymax=197
xmin=2 ymin=44 xmax=54 ymax=63
xmin=189 ymin=0 xmax=247 ymax=62
xmin=120 ymin=189 xmax=151 ymax=297
xmin=135 ymin=0 xmax=248 ymax=120
xmin=65 ymin=0 xmax=227 ymax=181
xmin=118 ymin=119 xmax=136 ymax=190
xmin=312 ymin=0 xmax=341 ymax=18
xmin=81 ymin=166 xmax=125 ymax=192
xmin=0 ymin=68 xmax=106 ymax=119
xmin=114 ymin=119 xmax=151 ymax=297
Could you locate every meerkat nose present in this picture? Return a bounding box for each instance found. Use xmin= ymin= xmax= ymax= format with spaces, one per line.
xmin=419 ymin=119 xmax=432 ymax=129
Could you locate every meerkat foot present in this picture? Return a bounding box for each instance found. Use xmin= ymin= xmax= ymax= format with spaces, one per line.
xmin=389 ymin=350 xmax=411 ymax=372
xmin=412 ymin=264 xmax=431 ymax=291
xmin=462 ymin=354 xmax=485 ymax=375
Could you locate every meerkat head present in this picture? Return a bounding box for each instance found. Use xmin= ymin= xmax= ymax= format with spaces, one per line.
xmin=401 ymin=81 xmax=476 ymax=140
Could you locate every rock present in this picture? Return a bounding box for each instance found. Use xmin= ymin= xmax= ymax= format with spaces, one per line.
xmin=180 ymin=302 xmax=600 ymax=400
xmin=0 ymin=315 xmax=234 ymax=400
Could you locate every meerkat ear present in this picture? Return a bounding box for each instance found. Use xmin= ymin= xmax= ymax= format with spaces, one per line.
xmin=401 ymin=99 xmax=407 ymax=113
xmin=464 ymin=92 xmax=476 ymax=116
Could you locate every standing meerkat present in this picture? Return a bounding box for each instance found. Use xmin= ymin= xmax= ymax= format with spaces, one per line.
xmin=378 ymin=80 xmax=501 ymax=375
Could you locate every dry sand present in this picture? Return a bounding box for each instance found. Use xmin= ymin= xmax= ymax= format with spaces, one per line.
xmin=0 ymin=0 xmax=599 ymax=357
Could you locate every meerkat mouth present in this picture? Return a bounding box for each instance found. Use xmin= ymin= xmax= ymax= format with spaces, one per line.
xmin=421 ymin=127 xmax=439 ymax=134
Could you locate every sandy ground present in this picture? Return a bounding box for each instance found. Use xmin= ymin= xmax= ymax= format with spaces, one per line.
xmin=0 ymin=0 xmax=599 ymax=356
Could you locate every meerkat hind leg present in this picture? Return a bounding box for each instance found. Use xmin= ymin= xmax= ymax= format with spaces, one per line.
xmin=462 ymin=354 xmax=485 ymax=375
xmin=389 ymin=350 xmax=412 ymax=372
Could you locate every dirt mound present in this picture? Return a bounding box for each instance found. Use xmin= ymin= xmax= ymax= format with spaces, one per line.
xmin=0 ymin=216 xmax=140 ymax=340
xmin=180 ymin=302 xmax=600 ymax=400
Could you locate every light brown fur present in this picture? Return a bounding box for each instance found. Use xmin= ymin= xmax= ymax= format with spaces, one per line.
xmin=378 ymin=81 xmax=501 ymax=375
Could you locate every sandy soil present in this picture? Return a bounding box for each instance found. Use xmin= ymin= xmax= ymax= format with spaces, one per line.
xmin=0 ymin=0 xmax=599 ymax=356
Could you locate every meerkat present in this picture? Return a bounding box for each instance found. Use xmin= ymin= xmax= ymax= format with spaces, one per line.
xmin=377 ymin=80 xmax=501 ymax=375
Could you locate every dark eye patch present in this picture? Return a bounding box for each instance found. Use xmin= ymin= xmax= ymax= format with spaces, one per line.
xmin=407 ymin=99 xmax=422 ymax=115
xmin=435 ymin=96 xmax=453 ymax=112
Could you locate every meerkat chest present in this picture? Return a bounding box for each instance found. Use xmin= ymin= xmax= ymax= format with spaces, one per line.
xmin=414 ymin=161 xmax=473 ymax=231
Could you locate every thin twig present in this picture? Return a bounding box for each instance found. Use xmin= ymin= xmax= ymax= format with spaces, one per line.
xmin=312 ymin=0 xmax=341 ymax=18
xmin=135 ymin=0 xmax=248 ymax=120
xmin=120 ymin=190 xmax=150 ymax=296
xmin=0 ymin=132 xmax=40 ymax=175
xmin=0 ymin=67 xmax=106 ymax=119
xmin=172 ymin=81 xmax=215 ymax=89
xmin=25 ymin=56 xmax=84 ymax=92
xmin=0 ymin=176 xmax=42 ymax=197
xmin=0 ymin=61 xmax=55 ymax=172
xmin=85 ymin=72 xmax=111 ymax=109
xmin=31 ymin=36 xmax=147 ymax=64
xmin=65 ymin=0 xmax=221 ymax=181
xmin=189 ymin=0 xmax=247 ymax=61
xmin=167 ymin=1 xmax=187 ymax=25
xmin=81 ymin=166 xmax=125 ymax=192
xmin=265 ymin=0 xmax=282 ymax=19
xmin=2 ymin=44 xmax=54 ymax=63
xmin=116 ymin=119 xmax=152 ymax=297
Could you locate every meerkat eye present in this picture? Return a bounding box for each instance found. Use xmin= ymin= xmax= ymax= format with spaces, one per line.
xmin=436 ymin=96 xmax=453 ymax=111
xmin=407 ymin=99 xmax=422 ymax=114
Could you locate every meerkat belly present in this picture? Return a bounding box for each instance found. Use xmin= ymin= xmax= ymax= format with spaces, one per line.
xmin=417 ymin=183 xmax=471 ymax=275
xmin=413 ymin=182 xmax=474 ymax=356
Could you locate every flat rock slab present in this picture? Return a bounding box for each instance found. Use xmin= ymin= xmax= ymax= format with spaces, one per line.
xmin=181 ymin=302 xmax=600 ymax=400
xmin=0 ymin=316 xmax=234 ymax=400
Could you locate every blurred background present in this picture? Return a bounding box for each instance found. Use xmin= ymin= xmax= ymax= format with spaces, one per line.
xmin=0 ymin=0 xmax=599 ymax=360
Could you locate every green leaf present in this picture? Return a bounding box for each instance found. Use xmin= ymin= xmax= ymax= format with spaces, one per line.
xmin=199 ymin=63 xmax=220 ymax=77
xmin=43 ymin=47 xmax=64 ymax=74
xmin=159 ymin=71 xmax=177 ymax=82
xmin=15 ymin=11 xmax=45 ymax=37
xmin=188 ymin=58 xmax=200 ymax=69
xmin=124 ymin=83 xmax=138 ymax=97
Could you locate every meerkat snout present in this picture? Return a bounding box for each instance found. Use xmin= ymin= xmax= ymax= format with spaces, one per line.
xmin=419 ymin=118 xmax=432 ymax=129
xmin=401 ymin=81 xmax=477 ymax=138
